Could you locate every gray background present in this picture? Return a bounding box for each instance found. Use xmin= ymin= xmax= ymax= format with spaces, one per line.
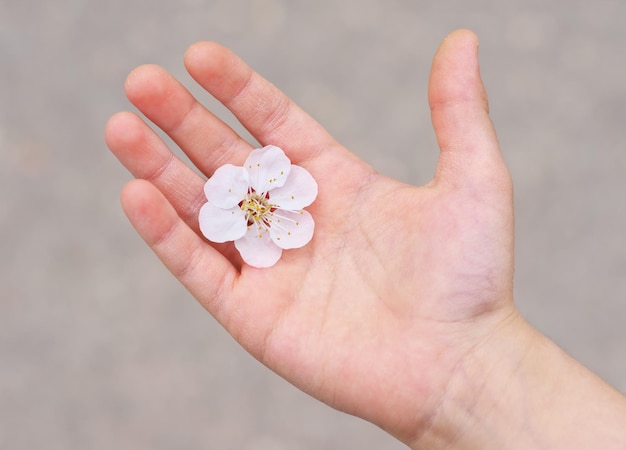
xmin=1 ymin=0 xmax=625 ymax=448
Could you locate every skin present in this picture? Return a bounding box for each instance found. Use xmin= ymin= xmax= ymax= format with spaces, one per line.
xmin=105 ymin=30 xmax=626 ymax=448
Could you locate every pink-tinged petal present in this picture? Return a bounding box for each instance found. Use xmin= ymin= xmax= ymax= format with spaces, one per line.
xmin=269 ymin=165 xmax=318 ymax=210
xmin=244 ymin=145 xmax=291 ymax=194
xmin=269 ymin=209 xmax=315 ymax=250
xmin=235 ymin=226 xmax=283 ymax=268
xmin=198 ymin=202 xmax=247 ymax=243
xmin=204 ymin=164 xmax=249 ymax=208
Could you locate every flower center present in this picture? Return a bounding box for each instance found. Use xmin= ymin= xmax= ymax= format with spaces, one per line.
xmin=240 ymin=190 xmax=273 ymax=226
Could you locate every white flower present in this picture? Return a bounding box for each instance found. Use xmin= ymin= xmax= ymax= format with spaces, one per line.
xmin=199 ymin=145 xmax=318 ymax=268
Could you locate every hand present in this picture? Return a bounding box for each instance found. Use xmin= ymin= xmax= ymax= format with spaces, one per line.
xmin=106 ymin=30 xmax=540 ymax=447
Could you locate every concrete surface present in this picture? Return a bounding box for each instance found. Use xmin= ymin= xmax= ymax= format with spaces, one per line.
xmin=1 ymin=0 xmax=625 ymax=448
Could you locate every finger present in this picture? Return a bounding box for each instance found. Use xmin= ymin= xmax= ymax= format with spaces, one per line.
xmin=120 ymin=179 xmax=237 ymax=313
xmin=124 ymin=64 xmax=252 ymax=174
xmin=105 ymin=111 xmax=206 ymax=231
xmin=184 ymin=41 xmax=338 ymax=164
xmin=428 ymin=30 xmax=509 ymax=191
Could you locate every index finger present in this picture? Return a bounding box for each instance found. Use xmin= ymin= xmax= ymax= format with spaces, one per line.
xmin=184 ymin=42 xmax=338 ymax=165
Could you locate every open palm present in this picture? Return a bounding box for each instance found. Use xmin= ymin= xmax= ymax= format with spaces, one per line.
xmin=106 ymin=30 xmax=517 ymax=445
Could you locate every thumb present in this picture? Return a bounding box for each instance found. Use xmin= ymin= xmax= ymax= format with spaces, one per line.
xmin=428 ymin=30 xmax=509 ymax=191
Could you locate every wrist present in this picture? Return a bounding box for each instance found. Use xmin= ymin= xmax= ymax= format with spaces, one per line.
xmin=411 ymin=311 xmax=626 ymax=449
xmin=408 ymin=310 xmax=535 ymax=449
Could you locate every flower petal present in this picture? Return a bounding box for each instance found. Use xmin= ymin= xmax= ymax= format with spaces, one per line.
xmin=235 ymin=226 xmax=283 ymax=268
xmin=269 ymin=209 xmax=315 ymax=250
xmin=198 ymin=202 xmax=247 ymax=243
xmin=204 ymin=164 xmax=249 ymax=208
xmin=244 ymin=145 xmax=291 ymax=194
xmin=268 ymin=165 xmax=318 ymax=210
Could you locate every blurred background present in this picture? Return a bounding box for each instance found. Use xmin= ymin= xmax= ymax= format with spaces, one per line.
xmin=1 ymin=0 xmax=625 ymax=448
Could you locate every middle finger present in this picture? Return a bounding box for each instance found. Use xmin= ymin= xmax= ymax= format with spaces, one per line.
xmin=124 ymin=64 xmax=253 ymax=176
